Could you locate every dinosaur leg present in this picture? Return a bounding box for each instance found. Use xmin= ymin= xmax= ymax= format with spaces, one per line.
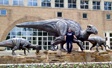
xmin=24 ymin=49 xmax=26 ymax=55
xmin=12 ymin=46 xmax=18 ymax=55
xmin=103 ymin=43 xmax=110 ymax=50
xmin=60 ymin=42 xmax=66 ymax=51
xmin=106 ymin=45 xmax=110 ymax=49
xmin=90 ymin=44 xmax=96 ymax=50
xmin=73 ymin=39 xmax=84 ymax=52
xmin=22 ymin=43 xmax=29 ymax=53
xmin=51 ymin=36 xmax=65 ymax=51
xmin=96 ymin=43 xmax=99 ymax=52
xmin=100 ymin=45 xmax=103 ymax=50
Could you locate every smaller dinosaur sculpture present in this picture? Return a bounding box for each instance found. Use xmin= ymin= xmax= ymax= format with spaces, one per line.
xmin=0 ymin=38 xmax=40 ymax=55
xmin=88 ymin=37 xmax=110 ymax=52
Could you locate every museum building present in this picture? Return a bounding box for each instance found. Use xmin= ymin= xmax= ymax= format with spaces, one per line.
xmin=0 ymin=0 xmax=112 ymax=51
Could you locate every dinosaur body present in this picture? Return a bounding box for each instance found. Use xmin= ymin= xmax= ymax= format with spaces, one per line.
xmin=88 ymin=37 xmax=109 ymax=52
xmin=0 ymin=38 xmax=40 ymax=55
xmin=16 ymin=19 xmax=98 ymax=51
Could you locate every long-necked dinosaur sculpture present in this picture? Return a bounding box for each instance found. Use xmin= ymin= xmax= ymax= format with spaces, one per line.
xmin=0 ymin=38 xmax=40 ymax=55
xmin=16 ymin=19 xmax=98 ymax=51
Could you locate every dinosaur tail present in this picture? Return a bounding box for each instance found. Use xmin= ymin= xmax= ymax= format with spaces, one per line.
xmin=0 ymin=39 xmax=13 ymax=47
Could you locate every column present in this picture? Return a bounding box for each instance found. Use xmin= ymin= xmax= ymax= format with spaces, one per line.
xmin=24 ymin=0 xmax=27 ymax=6
xmin=38 ymin=0 xmax=41 ymax=7
xmin=9 ymin=0 xmax=13 ymax=6
xmin=89 ymin=0 xmax=92 ymax=10
xmin=101 ymin=0 xmax=104 ymax=11
xmin=106 ymin=32 xmax=110 ymax=49
xmin=58 ymin=44 xmax=61 ymax=50
xmin=51 ymin=0 xmax=55 ymax=8
xmin=77 ymin=0 xmax=80 ymax=9
xmin=64 ymin=0 xmax=68 ymax=9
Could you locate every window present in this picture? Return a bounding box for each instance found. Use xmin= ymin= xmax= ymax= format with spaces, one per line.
xmin=105 ymin=32 xmax=112 ymax=50
xmin=0 ymin=0 xmax=9 ymax=5
xmin=55 ymin=0 xmax=64 ymax=8
xmin=93 ymin=1 xmax=100 ymax=10
xmin=106 ymin=14 xmax=111 ymax=20
xmin=6 ymin=26 xmax=55 ymax=50
xmin=104 ymin=2 xmax=112 ymax=10
xmin=28 ymin=0 xmax=37 ymax=6
xmin=83 ymin=41 xmax=90 ymax=50
xmin=0 ymin=9 xmax=7 ymax=15
xmin=13 ymin=0 xmax=23 ymax=6
xmin=83 ymin=13 xmax=87 ymax=18
xmin=41 ymin=0 xmax=51 ymax=7
xmin=57 ymin=12 xmax=62 ymax=17
xmin=80 ymin=0 xmax=89 ymax=9
xmin=68 ymin=0 xmax=76 ymax=8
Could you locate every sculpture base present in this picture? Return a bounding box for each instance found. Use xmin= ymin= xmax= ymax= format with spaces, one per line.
xmin=0 ymin=50 xmax=112 ymax=64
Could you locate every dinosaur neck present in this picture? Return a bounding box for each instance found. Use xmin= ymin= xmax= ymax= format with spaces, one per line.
xmin=81 ymin=30 xmax=90 ymax=40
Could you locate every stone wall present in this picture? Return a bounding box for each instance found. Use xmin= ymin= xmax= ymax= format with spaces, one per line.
xmin=0 ymin=50 xmax=112 ymax=64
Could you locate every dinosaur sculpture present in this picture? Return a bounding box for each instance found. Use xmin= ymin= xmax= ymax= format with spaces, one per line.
xmin=0 ymin=38 xmax=40 ymax=55
xmin=88 ymin=37 xmax=110 ymax=52
xmin=16 ymin=19 xmax=98 ymax=51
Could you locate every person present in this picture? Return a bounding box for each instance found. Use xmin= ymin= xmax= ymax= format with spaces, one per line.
xmin=65 ymin=28 xmax=77 ymax=53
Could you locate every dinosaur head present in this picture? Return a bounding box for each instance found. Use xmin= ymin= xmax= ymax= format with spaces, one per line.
xmin=86 ymin=25 xmax=98 ymax=34
xmin=36 ymin=45 xmax=41 ymax=53
xmin=28 ymin=44 xmax=41 ymax=53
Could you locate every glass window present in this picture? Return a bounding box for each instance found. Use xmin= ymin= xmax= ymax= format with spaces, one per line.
xmin=55 ymin=0 xmax=64 ymax=8
xmin=83 ymin=41 xmax=90 ymax=50
xmin=68 ymin=0 xmax=76 ymax=8
xmin=110 ymin=33 xmax=112 ymax=37
xmin=13 ymin=0 xmax=23 ymax=6
xmin=41 ymin=0 xmax=51 ymax=7
xmin=0 ymin=9 xmax=7 ymax=15
xmin=28 ymin=0 xmax=37 ymax=6
xmin=0 ymin=0 xmax=9 ymax=5
xmin=57 ymin=12 xmax=62 ymax=17
xmin=104 ymin=2 xmax=112 ymax=10
xmin=80 ymin=0 xmax=89 ymax=9
xmin=105 ymin=32 xmax=112 ymax=50
xmin=6 ymin=23 xmax=55 ymax=50
xmin=83 ymin=13 xmax=87 ymax=18
xmin=106 ymin=14 xmax=111 ymax=20
xmin=93 ymin=1 xmax=100 ymax=10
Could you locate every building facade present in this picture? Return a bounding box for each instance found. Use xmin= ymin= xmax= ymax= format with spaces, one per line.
xmin=0 ymin=0 xmax=112 ymax=50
